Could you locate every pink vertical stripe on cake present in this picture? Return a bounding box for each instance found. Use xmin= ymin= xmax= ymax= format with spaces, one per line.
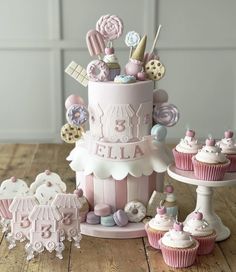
xmin=93 ymin=177 xmax=104 ymax=207
xmin=138 ymin=176 xmax=149 ymax=205
xmin=103 ymin=178 xmax=116 ymax=212
xmin=148 ymin=172 xmax=157 ymax=196
xmin=85 ymin=175 xmax=94 ymax=209
xmin=115 ymin=178 xmax=127 ymax=210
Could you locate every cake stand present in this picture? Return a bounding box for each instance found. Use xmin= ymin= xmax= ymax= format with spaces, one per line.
xmin=167 ymin=164 xmax=236 ymax=241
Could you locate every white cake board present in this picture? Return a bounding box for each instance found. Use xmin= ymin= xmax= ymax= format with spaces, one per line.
xmin=80 ymin=222 xmax=146 ymax=239
xmin=167 ymin=164 xmax=236 ymax=242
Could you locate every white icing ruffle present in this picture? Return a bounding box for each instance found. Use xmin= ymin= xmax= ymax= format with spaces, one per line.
xmin=67 ymin=135 xmax=173 ymax=180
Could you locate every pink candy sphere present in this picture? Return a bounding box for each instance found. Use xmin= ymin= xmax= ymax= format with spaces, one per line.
xmin=153 ymin=89 xmax=168 ymax=103
xmin=74 ymin=188 xmax=83 ymax=198
xmin=105 ymin=47 xmax=114 ymax=55
xmin=137 ymin=72 xmax=147 ymax=81
xmin=125 ymin=60 xmax=143 ymax=77
xmin=186 ymin=130 xmax=195 ymax=138
xmin=65 ymin=95 xmax=84 ymax=110
xmin=157 ymin=206 xmax=166 ymax=215
xmin=165 ymin=184 xmax=174 ymax=193
xmin=224 ymin=130 xmax=233 ymax=139
xmin=206 ymin=138 xmax=215 ymax=146
xmin=192 ymin=211 xmax=203 ymax=220
xmin=173 ymin=222 xmax=184 ymax=231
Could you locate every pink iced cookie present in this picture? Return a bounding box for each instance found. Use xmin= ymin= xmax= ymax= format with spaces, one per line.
xmin=87 ymin=60 xmax=109 ymax=82
xmin=65 ymin=95 xmax=84 ymax=110
xmin=94 ymin=203 xmax=112 ymax=217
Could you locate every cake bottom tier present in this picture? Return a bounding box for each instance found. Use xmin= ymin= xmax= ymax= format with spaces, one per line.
xmin=76 ymin=171 xmax=164 ymax=212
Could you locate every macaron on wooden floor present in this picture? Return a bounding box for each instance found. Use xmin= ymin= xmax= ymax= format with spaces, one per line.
xmin=0 ymin=144 xmax=235 ymax=272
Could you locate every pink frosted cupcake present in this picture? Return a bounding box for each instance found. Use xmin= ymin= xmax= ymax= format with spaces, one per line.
xmin=160 ymin=222 xmax=199 ymax=268
xmin=184 ymin=211 xmax=216 ymax=255
xmin=173 ymin=130 xmax=201 ymax=171
xmin=192 ymin=138 xmax=230 ymax=181
xmin=145 ymin=206 xmax=174 ymax=249
xmin=217 ymin=130 xmax=236 ymax=172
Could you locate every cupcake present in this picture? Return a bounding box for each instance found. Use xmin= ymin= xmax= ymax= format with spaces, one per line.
xmin=217 ymin=130 xmax=236 ymax=172
xmin=160 ymin=222 xmax=199 ymax=268
xmin=184 ymin=211 xmax=216 ymax=255
xmin=103 ymin=47 xmax=121 ymax=81
xmin=145 ymin=206 xmax=174 ymax=249
xmin=192 ymin=138 xmax=230 ymax=181
xmin=162 ymin=185 xmax=178 ymax=218
xmin=173 ymin=130 xmax=201 ymax=170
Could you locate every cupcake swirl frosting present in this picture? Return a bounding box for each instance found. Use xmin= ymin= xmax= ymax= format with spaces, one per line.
xmin=149 ymin=213 xmax=174 ymax=231
xmin=103 ymin=54 xmax=119 ymax=64
xmin=195 ymin=144 xmax=227 ymax=164
xmin=217 ymin=137 xmax=236 ymax=154
xmin=161 ymin=228 xmax=194 ymax=248
xmin=176 ymin=135 xmax=200 ymax=154
xmin=184 ymin=218 xmax=213 ymax=237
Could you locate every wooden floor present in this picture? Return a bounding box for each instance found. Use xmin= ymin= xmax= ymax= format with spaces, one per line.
xmin=0 ymin=144 xmax=235 ymax=272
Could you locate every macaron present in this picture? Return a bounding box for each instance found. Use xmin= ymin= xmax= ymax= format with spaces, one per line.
xmin=86 ymin=211 xmax=100 ymax=225
xmin=113 ymin=209 xmax=129 ymax=227
xmin=101 ymin=215 xmax=116 ymax=227
xmin=94 ymin=203 xmax=112 ymax=217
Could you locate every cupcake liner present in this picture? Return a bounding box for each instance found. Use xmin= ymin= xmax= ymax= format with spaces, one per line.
xmin=0 ymin=199 xmax=13 ymax=219
xmin=194 ymin=231 xmax=217 ymax=255
xmin=145 ymin=223 xmax=165 ymax=249
xmin=172 ymin=148 xmax=196 ymax=171
xmin=160 ymin=239 xmax=199 ymax=268
xmin=192 ymin=157 xmax=230 ymax=181
xmin=226 ymin=154 xmax=236 ymax=172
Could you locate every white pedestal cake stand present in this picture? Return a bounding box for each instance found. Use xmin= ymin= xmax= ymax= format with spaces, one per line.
xmin=167 ymin=164 xmax=236 ymax=242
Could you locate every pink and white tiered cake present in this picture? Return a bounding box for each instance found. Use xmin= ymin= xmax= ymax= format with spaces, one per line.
xmin=63 ymin=15 xmax=179 ymax=238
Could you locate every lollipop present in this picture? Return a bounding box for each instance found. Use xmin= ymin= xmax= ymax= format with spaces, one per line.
xmin=125 ymin=31 xmax=140 ymax=57
xmin=96 ymin=14 xmax=123 ymax=45
xmin=153 ymin=103 xmax=179 ymax=127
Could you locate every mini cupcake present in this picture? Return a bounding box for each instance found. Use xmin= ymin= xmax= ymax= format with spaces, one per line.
xmin=160 ymin=222 xmax=199 ymax=268
xmin=145 ymin=206 xmax=174 ymax=249
xmin=173 ymin=130 xmax=201 ymax=170
xmin=103 ymin=47 xmax=121 ymax=81
xmin=192 ymin=138 xmax=230 ymax=181
xmin=162 ymin=185 xmax=178 ymax=218
xmin=217 ymin=130 xmax=236 ymax=172
xmin=184 ymin=211 xmax=216 ymax=255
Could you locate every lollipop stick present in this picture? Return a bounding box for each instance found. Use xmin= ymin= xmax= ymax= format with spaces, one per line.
xmin=129 ymin=47 xmax=133 ymax=58
xmin=150 ymin=25 xmax=162 ymax=54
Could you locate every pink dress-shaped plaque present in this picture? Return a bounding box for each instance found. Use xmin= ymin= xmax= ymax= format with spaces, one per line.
xmin=51 ymin=193 xmax=82 ymax=248
xmin=7 ymin=196 xmax=38 ymax=249
xmin=25 ymin=205 xmax=64 ymax=260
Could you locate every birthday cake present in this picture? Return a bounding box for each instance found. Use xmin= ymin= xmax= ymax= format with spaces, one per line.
xmin=63 ymin=15 xmax=179 ymax=237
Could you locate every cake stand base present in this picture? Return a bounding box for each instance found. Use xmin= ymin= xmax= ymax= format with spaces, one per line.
xmin=185 ymin=186 xmax=230 ymax=242
xmin=80 ymin=222 xmax=146 ymax=239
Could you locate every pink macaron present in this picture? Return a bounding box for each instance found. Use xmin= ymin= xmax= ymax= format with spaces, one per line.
xmin=86 ymin=211 xmax=100 ymax=225
xmin=94 ymin=203 xmax=112 ymax=217
xmin=113 ymin=209 xmax=129 ymax=227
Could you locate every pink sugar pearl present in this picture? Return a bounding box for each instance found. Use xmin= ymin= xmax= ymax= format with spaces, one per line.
xmin=11 ymin=176 xmax=17 ymax=182
xmin=224 ymin=130 xmax=234 ymax=139
xmin=192 ymin=211 xmax=203 ymax=220
xmin=186 ymin=130 xmax=195 ymax=137
xmin=74 ymin=188 xmax=83 ymax=198
xmin=45 ymin=169 xmax=51 ymax=175
xmin=105 ymin=47 xmax=114 ymax=55
xmin=157 ymin=206 xmax=166 ymax=215
xmin=165 ymin=185 xmax=174 ymax=193
xmin=65 ymin=95 xmax=84 ymax=109
xmin=137 ymin=72 xmax=147 ymax=81
xmin=173 ymin=222 xmax=184 ymax=231
xmin=206 ymin=138 xmax=215 ymax=146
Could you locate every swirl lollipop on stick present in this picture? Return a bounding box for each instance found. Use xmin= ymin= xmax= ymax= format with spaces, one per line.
xmin=96 ymin=14 xmax=123 ymax=47
xmin=153 ymin=103 xmax=180 ymax=127
xmin=125 ymin=31 xmax=140 ymax=58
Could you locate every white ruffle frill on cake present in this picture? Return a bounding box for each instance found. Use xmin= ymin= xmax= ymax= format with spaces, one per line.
xmin=67 ymin=132 xmax=173 ymax=180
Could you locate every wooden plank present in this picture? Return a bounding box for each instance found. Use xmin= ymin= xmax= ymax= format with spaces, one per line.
xmin=0 ymin=144 xmax=38 ymax=272
xmin=69 ymin=235 xmax=149 ymax=272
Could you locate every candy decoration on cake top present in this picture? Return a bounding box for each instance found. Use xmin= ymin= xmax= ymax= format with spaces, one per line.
xmin=153 ymin=103 xmax=179 ymax=127
xmin=125 ymin=31 xmax=141 ymax=58
xmin=86 ymin=29 xmax=106 ymax=58
xmin=103 ymin=47 xmax=121 ymax=81
xmin=65 ymin=95 xmax=84 ymax=109
xmin=65 ymin=61 xmax=89 ymax=87
xmin=96 ymin=14 xmax=123 ymax=45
